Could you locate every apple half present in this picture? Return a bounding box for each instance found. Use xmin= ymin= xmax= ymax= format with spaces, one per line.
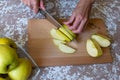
xmin=91 ymin=34 xmax=111 ymax=47
xmin=86 ymin=39 xmax=103 ymax=57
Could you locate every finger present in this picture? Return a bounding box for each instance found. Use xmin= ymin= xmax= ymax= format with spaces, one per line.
xmin=22 ymin=0 xmax=28 ymax=5
xmin=73 ymin=18 xmax=87 ymax=34
xmin=64 ymin=13 xmax=75 ymax=25
xmin=69 ymin=15 xmax=82 ymax=30
xmin=33 ymin=5 xmax=39 ymax=13
xmin=27 ymin=0 xmax=33 ymax=9
xmin=32 ymin=0 xmax=39 ymax=13
xmin=40 ymin=0 xmax=45 ymax=10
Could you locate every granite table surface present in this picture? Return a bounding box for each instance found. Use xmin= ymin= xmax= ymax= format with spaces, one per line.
xmin=0 ymin=0 xmax=120 ymax=80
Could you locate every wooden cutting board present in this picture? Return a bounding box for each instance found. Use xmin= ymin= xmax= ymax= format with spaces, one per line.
xmin=27 ymin=18 xmax=113 ymax=67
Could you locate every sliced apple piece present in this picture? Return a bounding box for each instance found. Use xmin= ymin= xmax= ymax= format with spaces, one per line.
xmin=86 ymin=39 xmax=103 ymax=57
xmin=53 ymin=39 xmax=66 ymax=46
xmin=63 ymin=25 xmax=76 ymax=38
xmin=50 ymin=29 xmax=71 ymax=42
xmin=58 ymin=43 xmax=76 ymax=53
xmin=50 ymin=29 xmax=65 ymax=41
xmin=59 ymin=26 xmax=74 ymax=40
xmin=56 ymin=29 xmax=71 ymax=42
xmin=91 ymin=34 xmax=111 ymax=47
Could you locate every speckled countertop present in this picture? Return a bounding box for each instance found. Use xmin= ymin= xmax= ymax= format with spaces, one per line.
xmin=0 ymin=0 xmax=120 ymax=80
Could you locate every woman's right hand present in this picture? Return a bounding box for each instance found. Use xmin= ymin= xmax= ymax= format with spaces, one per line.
xmin=21 ymin=0 xmax=41 ymax=13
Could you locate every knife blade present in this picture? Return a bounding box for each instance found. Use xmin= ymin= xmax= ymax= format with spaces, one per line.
xmin=40 ymin=9 xmax=62 ymax=29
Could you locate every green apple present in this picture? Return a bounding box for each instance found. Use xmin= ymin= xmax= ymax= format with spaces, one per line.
xmin=0 ymin=45 xmax=18 ymax=74
xmin=8 ymin=58 xmax=32 ymax=80
xmin=50 ymin=28 xmax=71 ymax=42
xmin=91 ymin=34 xmax=111 ymax=47
xmin=0 ymin=77 xmax=6 ymax=80
xmin=0 ymin=37 xmax=17 ymax=49
xmin=62 ymin=25 xmax=76 ymax=38
xmin=86 ymin=39 xmax=103 ymax=57
xmin=59 ymin=26 xmax=74 ymax=40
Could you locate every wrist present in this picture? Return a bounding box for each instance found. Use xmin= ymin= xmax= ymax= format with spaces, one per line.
xmin=77 ymin=0 xmax=94 ymax=7
xmin=91 ymin=0 xmax=95 ymax=4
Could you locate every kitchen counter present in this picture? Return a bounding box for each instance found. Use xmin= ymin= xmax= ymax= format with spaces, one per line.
xmin=0 ymin=0 xmax=120 ymax=80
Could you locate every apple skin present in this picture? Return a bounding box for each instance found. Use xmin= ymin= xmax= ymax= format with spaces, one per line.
xmin=0 ymin=37 xmax=17 ymax=49
xmin=8 ymin=58 xmax=32 ymax=80
xmin=0 ymin=44 xmax=18 ymax=74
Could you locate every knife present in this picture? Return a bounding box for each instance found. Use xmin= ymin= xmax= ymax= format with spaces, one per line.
xmin=40 ymin=9 xmax=62 ymax=29
xmin=40 ymin=9 xmax=78 ymax=49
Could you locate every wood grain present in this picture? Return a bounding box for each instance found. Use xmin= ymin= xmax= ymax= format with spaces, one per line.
xmin=27 ymin=18 xmax=113 ymax=67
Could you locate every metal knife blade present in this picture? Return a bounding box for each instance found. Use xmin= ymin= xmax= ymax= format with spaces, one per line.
xmin=40 ymin=9 xmax=62 ymax=29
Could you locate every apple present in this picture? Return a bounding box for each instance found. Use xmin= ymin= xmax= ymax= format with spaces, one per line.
xmin=50 ymin=28 xmax=71 ymax=42
xmin=0 ymin=77 xmax=6 ymax=80
xmin=0 ymin=37 xmax=17 ymax=49
xmin=0 ymin=45 xmax=18 ymax=74
xmin=59 ymin=26 xmax=74 ymax=40
xmin=8 ymin=58 xmax=32 ymax=80
xmin=91 ymin=34 xmax=111 ymax=47
xmin=86 ymin=39 xmax=103 ymax=57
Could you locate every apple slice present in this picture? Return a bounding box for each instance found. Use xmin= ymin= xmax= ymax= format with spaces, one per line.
xmin=58 ymin=43 xmax=76 ymax=53
xmin=62 ymin=25 xmax=76 ymax=38
xmin=56 ymin=29 xmax=71 ymax=42
xmin=50 ymin=29 xmax=71 ymax=42
xmin=91 ymin=34 xmax=111 ymax=47
xmin=59 ymin=26 xmax=74 ymax=40
xmin=86 ymin=39 xmax=103 ymax=57
xmin=53 ymin=39 xmax=76 ymax=53
xmin=53 ymin=39 xmax=66 ymax=46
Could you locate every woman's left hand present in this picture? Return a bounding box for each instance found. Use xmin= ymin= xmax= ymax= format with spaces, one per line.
xmin=64 ymin=0 xmax=94 ymax=34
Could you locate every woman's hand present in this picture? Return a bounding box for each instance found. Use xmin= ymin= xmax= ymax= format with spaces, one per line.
xmin=21 ymin=0 xmax=40 ymax=13
xmin=64 ymin=0 xmax=94 ymax=34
